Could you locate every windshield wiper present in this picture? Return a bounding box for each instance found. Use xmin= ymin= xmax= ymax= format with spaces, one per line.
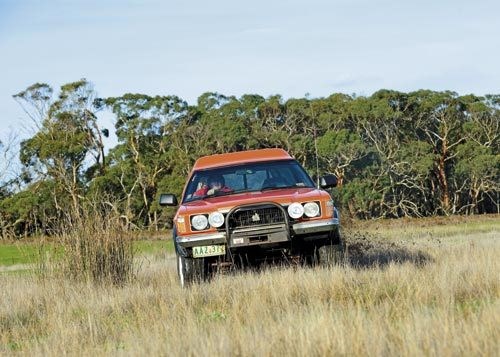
xmin=210 ymin=188 xmax=261 ymax=197
xmin=211 ymin=190 xmax=235 ymax=197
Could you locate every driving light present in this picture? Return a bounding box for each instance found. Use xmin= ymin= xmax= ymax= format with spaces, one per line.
xmin=288 ymin=202 xmax=304 ymax=219
xmin=191 ymin=214 xmax=208 ymax=230
xmin=304 ymin=202 xmax=320 ymax=217
xmin=208 ymin=212 xmax=224 ymax=228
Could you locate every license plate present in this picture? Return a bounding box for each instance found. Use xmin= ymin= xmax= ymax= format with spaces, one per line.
xmin=192 ymin=245 xmax=226 ymax=258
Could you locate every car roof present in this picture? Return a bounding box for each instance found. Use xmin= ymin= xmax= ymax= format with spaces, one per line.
xmin=192 ymin=148 xmax=293 ymax=171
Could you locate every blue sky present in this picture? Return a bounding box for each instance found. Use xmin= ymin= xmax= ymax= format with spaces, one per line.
xmin=1 ymin=0 xmax=499 ymax=145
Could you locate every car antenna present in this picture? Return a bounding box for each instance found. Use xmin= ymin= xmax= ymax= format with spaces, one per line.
xmin=313 ymin=124 xmax=320 ymax=188
xmin=309 ymin=98 xmax=320 ymax=188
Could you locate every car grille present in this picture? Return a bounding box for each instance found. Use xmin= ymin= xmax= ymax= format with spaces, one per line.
xmin=228 ymin=204 xmax=286 ymax=229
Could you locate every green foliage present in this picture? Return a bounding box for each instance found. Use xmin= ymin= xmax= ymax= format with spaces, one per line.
xmin=13 ymin=80 xmax=105 ymax=223
xmin=317 ymin=129 xmax=366 ymax=172
xmin=394 ymin=140 xmax=434 ymax=177
xmin=339 ymin=178 xmax=383 ymax=219
xmin=3 ymin=81 xmax=499 ymax=238
xmin=455 ymin=142 xmax=497 ymax=178
xmin=0 ymin=180 xmax=60 ymax=236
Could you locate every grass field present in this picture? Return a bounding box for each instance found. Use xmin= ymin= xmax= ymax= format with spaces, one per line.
xmin=0 ymin=239 xmax=174 ymax=268
xmin=1 ymin=216 xmax=499 ymax=355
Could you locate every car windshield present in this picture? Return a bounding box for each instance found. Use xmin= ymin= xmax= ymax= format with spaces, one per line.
xmin=183 ymin=160 xmax=315 ymax=203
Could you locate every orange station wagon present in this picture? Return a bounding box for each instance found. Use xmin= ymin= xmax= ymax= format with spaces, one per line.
xmin=159 ymin=148 xmax=343 ymax=286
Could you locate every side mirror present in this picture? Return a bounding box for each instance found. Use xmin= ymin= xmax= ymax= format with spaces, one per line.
xmin=159 ymin=193 xmax=178 ymax=206
xmin=320 ymin=174 xmax=337 ymax=189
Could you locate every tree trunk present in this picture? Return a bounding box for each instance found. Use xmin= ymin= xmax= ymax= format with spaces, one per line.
xmin=436 ymin=140 xmax=450 ymax=214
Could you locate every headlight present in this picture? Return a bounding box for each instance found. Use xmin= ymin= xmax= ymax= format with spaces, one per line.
xmin=288 ymin=202 xmax=304 ymax=219
xmin=303 ymin=202 xmax=320 ymax=217
xmin=208 ymin=212 xmax=224 ymax=228
xmin=191 ymin=214 xmax=208 ymax=230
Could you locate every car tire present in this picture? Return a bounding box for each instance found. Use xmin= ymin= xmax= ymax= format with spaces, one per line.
xmin=177 ymin=254 xmax=205 ymax=287
xmin=317 ymin=244 xmax=345 ymax=266
xmin=316 ymin=231 xmax=345 ymax=267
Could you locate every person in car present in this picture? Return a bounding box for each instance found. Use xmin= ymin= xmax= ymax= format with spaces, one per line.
xmin=193 ymin=175 xmax=232 ymax=197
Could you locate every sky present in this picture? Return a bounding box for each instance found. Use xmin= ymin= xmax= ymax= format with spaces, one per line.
xmin=1 ymin=0 xmax=499 ymax=147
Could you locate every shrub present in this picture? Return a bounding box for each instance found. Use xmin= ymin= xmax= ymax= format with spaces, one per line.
xmin=57 ymin=211 xmax=135 ymax=285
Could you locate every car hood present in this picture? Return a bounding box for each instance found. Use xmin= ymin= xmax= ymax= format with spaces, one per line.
xmin=178 ymin=187 xmax=330 ymax=215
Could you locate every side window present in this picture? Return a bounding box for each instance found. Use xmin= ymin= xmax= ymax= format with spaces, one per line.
xmin=184 ymin=173 xmax=207 ymax=199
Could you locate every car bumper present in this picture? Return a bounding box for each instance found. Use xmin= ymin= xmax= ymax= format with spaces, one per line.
xmin=292 ymin=217 xmax=339 ymax=235
xmin=176 ymin=232 xmax=226 ymax=248
xmin=175 ymin=218 xmax=339 ymax=248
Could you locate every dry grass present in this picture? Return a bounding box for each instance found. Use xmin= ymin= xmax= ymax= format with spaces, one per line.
xmin=35 ymin=211 xmax=136 ymax=285
xmin=1 ymin=219 xmax=499 ymax=356
xmin=56 ymin=226 xmax=134 ymax=285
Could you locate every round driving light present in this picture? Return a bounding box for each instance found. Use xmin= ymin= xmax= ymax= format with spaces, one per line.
xmin=208 ymin=212 xmax=224 ymax=228
xmin=288 ymin=202 xmax=304 ymax=219
xmin=304 ymin=202 xmax=320 ymax=217
xmin=191 ymin=214 xmax=208 ymax=230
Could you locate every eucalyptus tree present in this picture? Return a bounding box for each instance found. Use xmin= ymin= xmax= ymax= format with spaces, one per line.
xmin=0 ymin=135 xmax=17 ymax=195
xmin=13 ymin=79 xmax=105 ymax=223
xmin=195 ymin=92 xmax=250 ymax=154
xmin=12 ymin=82 xmax=53 ymax=130
xmin=0 ymin=180 xmax=59 ymax=236
xmin=314 ymin=93 xmax=353 ymax=132
xmin=105 ymin=93 xmax=189 ymax=228
xmin=253 ymin=96 xmax=315 ymax=167
xmin=408 ymin=90 xmax=471 ymax=214
xmin=453 ymin=95 xmax=500 ymax=213
xmin=254 ymin=95 xmax=286 ymax=148
xmin=317 ymin=129 xmax=367 ymax=187
xmin=347 ymin=90 xmax=435 ymax=217
xmin=3 ymin=84 xmax=499 ymax=237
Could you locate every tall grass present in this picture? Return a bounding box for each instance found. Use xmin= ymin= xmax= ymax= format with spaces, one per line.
xmin=43 ymin=210 xmax=135 ymax=285
xmin=59 ymin=226 xmax=134 ymax=285
xmin=1 ymin=220 xmax=499 ymax=355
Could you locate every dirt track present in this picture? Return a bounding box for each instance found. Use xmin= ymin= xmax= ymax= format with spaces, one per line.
xmin=343 ymin=230 xmax=432 ymax=268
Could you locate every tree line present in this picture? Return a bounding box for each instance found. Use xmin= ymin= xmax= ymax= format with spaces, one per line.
xmin=0 ymin=79 xmax=498 ymax=238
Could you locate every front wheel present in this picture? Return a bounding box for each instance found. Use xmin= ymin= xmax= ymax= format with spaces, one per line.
xmin=315 ymin=230 xmax=346 ymax=267
xmin=177 ymin=254 xmax=205 ymax=287
xmin=317 ymin=243 xmax=345 ymax=266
